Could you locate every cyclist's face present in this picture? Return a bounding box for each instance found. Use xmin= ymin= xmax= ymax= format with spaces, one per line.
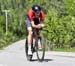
xmin=35 ymin=11 xmax=40 ymax=17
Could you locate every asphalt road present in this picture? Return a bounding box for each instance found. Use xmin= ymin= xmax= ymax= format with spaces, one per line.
xmin=0 ymin=40 xmax=75 ymax=66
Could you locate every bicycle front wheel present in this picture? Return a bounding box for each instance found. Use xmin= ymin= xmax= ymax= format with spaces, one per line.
xmin=25 ymin=39 xmax=33 ymax=61
xmin=36 ymin=37 xmax=45 ymax=61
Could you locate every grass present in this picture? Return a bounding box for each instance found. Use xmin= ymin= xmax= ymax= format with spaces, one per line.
xmin=53 ymin=47 xmax=75 ymax=52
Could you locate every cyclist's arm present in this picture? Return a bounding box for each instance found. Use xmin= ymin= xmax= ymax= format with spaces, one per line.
xmin=31 ymin=21 xmax=41 ymax=28
xmin=31 ymin=21 xmax=36 ymax=28
xmin=40 ymin=10 xmax=45 ymax=27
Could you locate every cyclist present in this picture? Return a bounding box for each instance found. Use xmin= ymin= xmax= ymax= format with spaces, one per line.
xmin=25 ymin=5 xmax=45 ymax=55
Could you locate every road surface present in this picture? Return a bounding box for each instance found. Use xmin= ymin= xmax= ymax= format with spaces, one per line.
xmin=0 ymin=40 xmax=75 ymax=66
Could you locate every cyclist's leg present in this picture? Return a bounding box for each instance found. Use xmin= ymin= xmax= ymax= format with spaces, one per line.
xmin=25 ymin=17 xmax=33 ymax=55
xmin=28 ymin=30 xmax=33 ymax=55
xmin=35 ymin=27 xmax=43 ymax=49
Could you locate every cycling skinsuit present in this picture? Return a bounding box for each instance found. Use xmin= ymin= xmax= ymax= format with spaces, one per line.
xmin=25 ymin=8 xmax=44 ymax=30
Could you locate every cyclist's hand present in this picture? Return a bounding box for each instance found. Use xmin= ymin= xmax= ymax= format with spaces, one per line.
xmin=36 ymin=24 xmax=45 ymax=28
xmin=36 ymin=24 xmax=41 ymax=28
xmin=41 ymin=24 xmax=45 ymax=27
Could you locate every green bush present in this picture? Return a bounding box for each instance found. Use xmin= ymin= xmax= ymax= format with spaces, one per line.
xmin=0 ymin=0 xmax=75 ymax=50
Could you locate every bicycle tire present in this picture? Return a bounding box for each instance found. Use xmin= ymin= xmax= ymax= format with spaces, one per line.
xmin=36 ymin=36 xmax=45 ymax=62
xmin=25 ymin=39 xmax=33 ymax=61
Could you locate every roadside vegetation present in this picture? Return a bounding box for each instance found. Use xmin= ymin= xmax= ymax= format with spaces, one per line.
xmin=0 ymin=0 xmax=75 ymax=51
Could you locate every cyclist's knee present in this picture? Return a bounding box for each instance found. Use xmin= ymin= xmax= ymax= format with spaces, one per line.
xmin=28 ymin=30 xmax=33 ymax=36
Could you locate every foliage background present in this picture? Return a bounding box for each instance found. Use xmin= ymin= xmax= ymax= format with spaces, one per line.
xmin=0 ymin=0 xmax=75 ymax=49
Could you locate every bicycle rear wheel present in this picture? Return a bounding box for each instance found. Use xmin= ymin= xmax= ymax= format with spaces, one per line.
xmin=25 ymin=39 xmax=33 ymax=61
xmin=36 ymin=37 xmax=45 ymax=61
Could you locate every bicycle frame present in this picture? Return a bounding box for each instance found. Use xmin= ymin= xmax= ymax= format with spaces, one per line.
xmin=25 ymin=27 xmax=45 ymax=61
